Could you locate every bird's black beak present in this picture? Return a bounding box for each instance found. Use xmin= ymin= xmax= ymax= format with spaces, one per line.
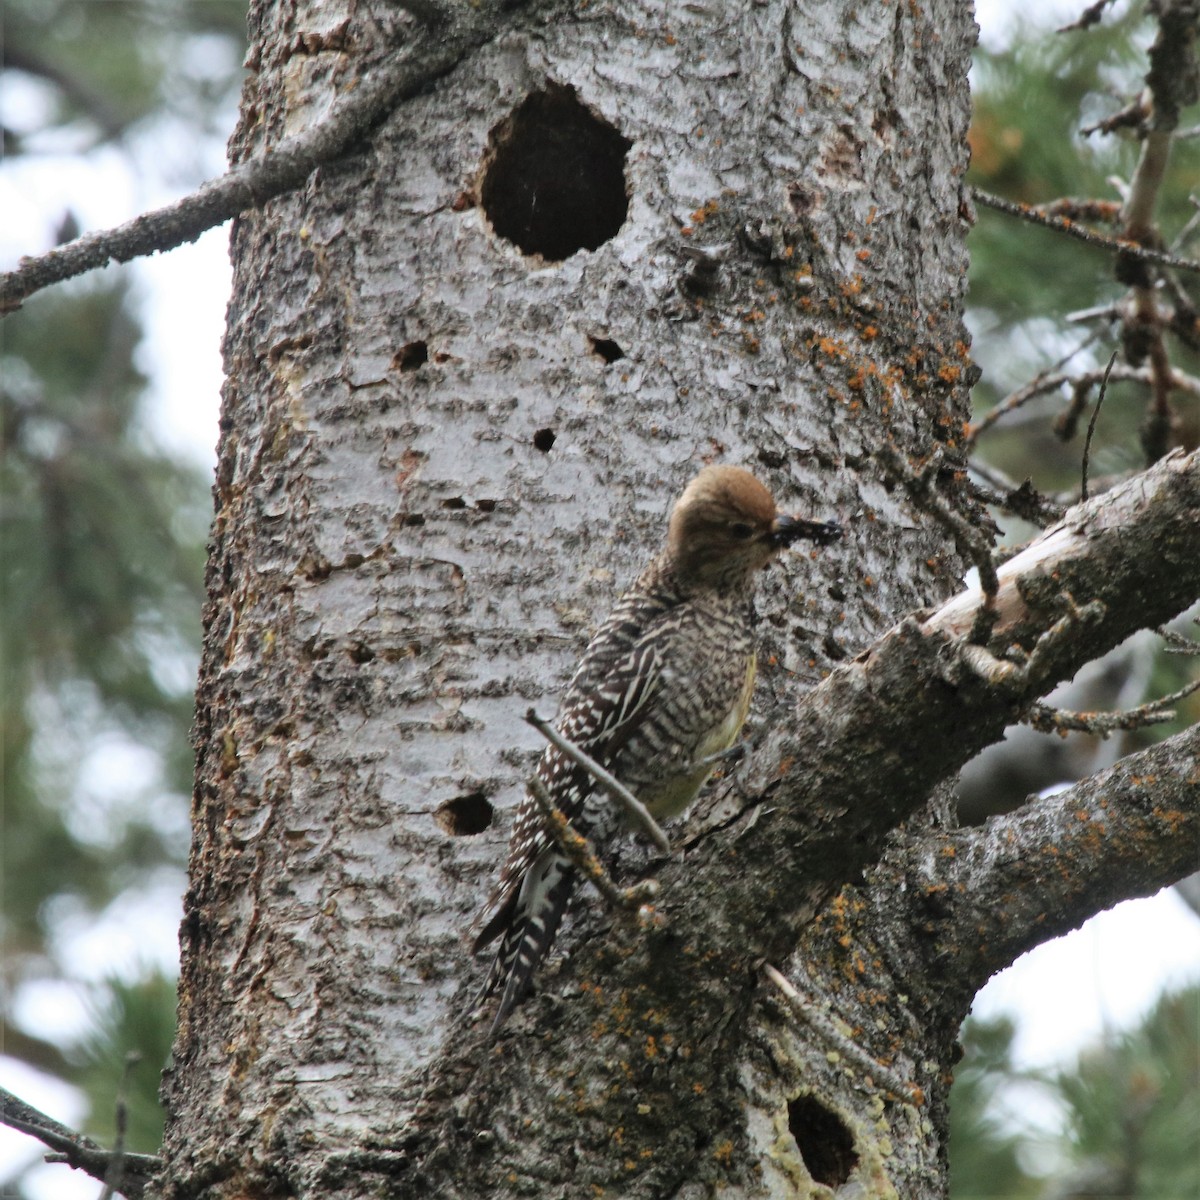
xmin=772 ymin=513 xmax=842 ymax=549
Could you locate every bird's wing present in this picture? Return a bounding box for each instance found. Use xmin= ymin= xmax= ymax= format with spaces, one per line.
xmin=470 ymin=634 xmax=667 ymax=957
xmin=558 ymin=633 xmax=665 ymax=757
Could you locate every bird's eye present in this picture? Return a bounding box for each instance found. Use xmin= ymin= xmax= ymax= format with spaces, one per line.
xmin=730 ymin=522 xmax=755 ymax=540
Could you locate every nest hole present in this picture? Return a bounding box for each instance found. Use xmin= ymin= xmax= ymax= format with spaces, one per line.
xmin=787 ymin=1094 xmax=857 ymax=1188
xmin=479 ymin=85 xmax=631 ymax=261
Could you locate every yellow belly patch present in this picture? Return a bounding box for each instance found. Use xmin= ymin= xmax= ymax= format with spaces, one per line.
xmin=644 ymin=652 xmax=757 ymax=820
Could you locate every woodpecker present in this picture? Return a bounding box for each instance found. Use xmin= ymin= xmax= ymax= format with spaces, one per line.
xmin=472 ymin=465 xmax=840 ymax=1030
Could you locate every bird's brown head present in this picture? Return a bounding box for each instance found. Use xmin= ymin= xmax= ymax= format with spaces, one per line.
xmin=666 ymin=465 xmax=840 ymax=588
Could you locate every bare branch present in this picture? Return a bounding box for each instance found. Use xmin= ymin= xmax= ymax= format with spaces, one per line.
xmin=967 ymin=363 xmax=1144 ymax=449
xmin=527 ymin=774 xmax=658 ymax=911
xmin=0 ymin=2 xmax=529 ymax=313
xmin=1024 ymin=666 xmax=1200 ymax=734
xmin=1057 ymin=0 xmax=1119 ymax=34
xmin=970 ymin=186 xmax=1200 ymax=277
xmin=1080 ymin=349 xmax=1117 ymax=500
xmin=926 ymin=449 xmax=1198 ymax=645
xmin=1159 ymin=620 xmax=1200 ymax=654
xmin=524 ymin=707 xmax=672 ymax=853
xmin=0 ymin=1086 xmax=159 ymax=1199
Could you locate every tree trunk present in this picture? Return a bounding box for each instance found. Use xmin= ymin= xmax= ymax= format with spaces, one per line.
xmin=157 ymin=2 xmax=1200 ymax=1198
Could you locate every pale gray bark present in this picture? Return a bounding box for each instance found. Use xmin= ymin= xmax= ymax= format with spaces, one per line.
xmin=156 ymin=2 xmax=1199 ymax=1199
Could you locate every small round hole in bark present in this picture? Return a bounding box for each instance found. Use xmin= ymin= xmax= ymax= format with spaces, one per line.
xmin=787 ymin=1094 xmax=857 ymax=1187
xmin=441 ymin=496 xmax=467 ymax=510
xmin=394 ymin=340 xmax=429 ymax=371
xmin=479 ymin=85 xmax=631 ymax=261
xmin=435 ymin=792 xmax=494 ymax=836
xmin=588 ymin=336 xmax=625 ymax=363
xmin=787 ymin=181 xmax=815 ymax=216
xmin=348 ymin=641 xmax=375 ymax=664
xmin=403 ymin=512 xmax=426 ymax=526
xmin=533 ymin=428 xmax=556 ymax=452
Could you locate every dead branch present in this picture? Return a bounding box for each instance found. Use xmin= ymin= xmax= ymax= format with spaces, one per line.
xmin=524 ymin=708 xmax=671 ymax=853
xmin=1024 ymin=665 xmax=1200 ymax=734
xmin=527 ymin=775 xmax=659 ymax=911
xmin=970 ymin=186 xmax=1200 ymax=277
xmin=0 ymin=1 xmax=530 ymax=313
xmin=1080 ymin=350 xmax=1117 ymax=499
xmin=0 ymin=1086 xmax=159 ymax=1199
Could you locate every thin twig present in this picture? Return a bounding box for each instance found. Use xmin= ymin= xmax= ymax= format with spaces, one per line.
xmin=1057 ymin=0 xmax=1118 ymax=34
xmin=0 ymin=1086 xmax=158 ymax=1199
xmin=880 ymin=447 xmax=999 ymax=643
xmin=1066 ymin=301 xmax=1121 ymax=324
xmin=1081 ymin=350 xmax=1117 ymax=500
xmin=1158 ymin=621 xmax=1200 ymax=654
xmin=524 ymin=708 xmax=671 ymax=854
xmin=965 ymin=332 xmax=1136 ymax=449
xmin=99 ymin=1052 xmax=141 ymax=1200
xmin=527 ymin=776 xmax=658 ymax=911
xmin=762 ymin=964 xmax=917 ymax=1099
xmin=970 ymin=186 xmax=1200 ymax=277
xmin=1169 ymin=197 xmax=1200 ymax=251
xmin=1024 ymin=703 xmax=1172 ymax=736
xmin=0 ymin=2 xmax=531 ymax=312
xmin=1026 ymin=673 xmax=1200 ymax=736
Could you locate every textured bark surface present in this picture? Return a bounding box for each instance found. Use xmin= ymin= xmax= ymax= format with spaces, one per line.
xmin=157 ymin=2 xmax=1199 ymax=1198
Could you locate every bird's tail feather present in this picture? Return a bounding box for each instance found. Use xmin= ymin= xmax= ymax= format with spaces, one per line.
xmin=477 ymin=852 xmax=576 ymax=1032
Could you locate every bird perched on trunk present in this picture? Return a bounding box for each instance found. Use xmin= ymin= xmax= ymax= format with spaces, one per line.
xmin=472 ymin=465 xmax=840 ymax=1030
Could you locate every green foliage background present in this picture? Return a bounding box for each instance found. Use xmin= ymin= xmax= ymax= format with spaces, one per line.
xmin=2 ymin=2 xmax=244 ymax=1191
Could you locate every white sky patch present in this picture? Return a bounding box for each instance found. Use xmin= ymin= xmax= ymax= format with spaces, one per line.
xmin=47 ymin=876 xmax=186 ymax=986
xmin=975 ymin=0 xmax=1096 ymax=49
xmin=972 ymin=888 xmax=1200 ymax=1068
xmin=0 ymin=1059 xmax=91 ymax=1200
xmin=136 ymin=226 xmax=229 ymax=469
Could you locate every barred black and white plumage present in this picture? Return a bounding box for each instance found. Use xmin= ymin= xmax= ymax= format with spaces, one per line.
xmin=471 ymin=465 xmax=840 ymax=1031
